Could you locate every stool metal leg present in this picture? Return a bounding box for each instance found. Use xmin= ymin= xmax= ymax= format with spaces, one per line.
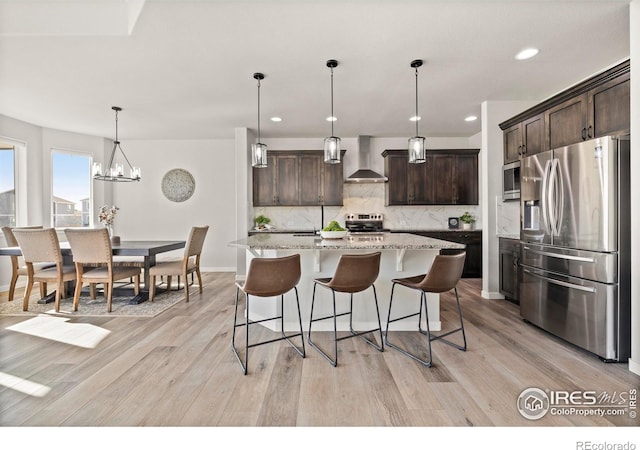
xmin=308 ymin=283 xmax=339 ymax=366
xmin=231 ymin=287 xmax=249 ymax=375
xmin=420 ymin=287 xmax=467 ymax=351
xmin=384 ymin=283 xmax=433 ymax=367
xmin=232 ymin=287 xmax=306 ymax=375
xmin=309 ymin=284 xmax=384 ymax=367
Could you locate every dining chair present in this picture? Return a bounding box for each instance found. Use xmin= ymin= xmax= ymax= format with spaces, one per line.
xmin=12 ymin=228 xmax=77 ymax=312
xmin=64 ymin=228 xmax=141 ymax=313
xmin=148 ymin=225 xmax=209 ymax=302
xmin=1 ymin=226 xmax=56 ymax=302
xmin=384 ymin=252 xmax=467 ymax=367
xmin=307 ymin=252 xmax=384 ymax=367
xmin=232 ymin=254 xmax=305 ymax=375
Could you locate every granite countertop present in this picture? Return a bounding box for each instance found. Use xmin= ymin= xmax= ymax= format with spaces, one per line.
xmin=230 ymin=232 xmax=465 ymax=250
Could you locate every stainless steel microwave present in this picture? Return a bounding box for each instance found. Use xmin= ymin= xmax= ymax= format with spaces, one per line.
xmin=502 ymin=160 xmax=520 ymax=201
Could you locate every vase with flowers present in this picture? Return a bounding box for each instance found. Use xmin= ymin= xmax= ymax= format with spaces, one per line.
xmin=98 ymin=205 xmax=120 ymax=244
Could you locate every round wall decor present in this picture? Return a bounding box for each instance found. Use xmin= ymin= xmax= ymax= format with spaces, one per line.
xmin=161 ymin=168 xmax=195 ymax=202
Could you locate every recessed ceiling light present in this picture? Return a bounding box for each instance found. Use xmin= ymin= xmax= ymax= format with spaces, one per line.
xmin=326 ymin=116 xmax=337 ymax=122
xmin=464 ymin=115 xmax=477 ymax=122
xmin=270 ymin=117 xmax=282 ymax=122
xmin=515 ymin=48 xmax=539 ymax=60
xmin=409 ymin=116 xmax=421 ymax=122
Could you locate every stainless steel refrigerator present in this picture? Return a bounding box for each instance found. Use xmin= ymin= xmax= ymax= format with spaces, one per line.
xmin=519 ymin=135 xmax=630 ymax=361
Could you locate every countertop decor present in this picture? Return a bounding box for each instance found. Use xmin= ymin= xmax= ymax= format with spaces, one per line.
xmin=161 ymin=168 xmax=195 ymax=202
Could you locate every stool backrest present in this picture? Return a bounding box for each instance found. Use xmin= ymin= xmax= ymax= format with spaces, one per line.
xmin=243 ymin=254 xmax=301 ymax=297
xmin=327 ymin=252 xmax=381 ymax=293
xmin=418 ymin=252 xmax=466 ymax=293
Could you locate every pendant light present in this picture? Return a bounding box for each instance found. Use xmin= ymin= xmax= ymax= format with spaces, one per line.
xmin=93 ymin=106 xmax=141 ymax=182
xmin=323 ymin=59 xmax=341 ymax=164
xmin=408 ymin=59 xmax=426 ymax=164
xmin=251 ymin=72 xmax=268 ymax=168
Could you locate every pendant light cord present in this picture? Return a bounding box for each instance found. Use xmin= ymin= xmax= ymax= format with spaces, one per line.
xmin=256 ymin=77 xmax=261 ymax=143
xmin=415 ymin=66 xmax=419 ymax=136
xmin=330 ymin=66 xmax=335 ymax=136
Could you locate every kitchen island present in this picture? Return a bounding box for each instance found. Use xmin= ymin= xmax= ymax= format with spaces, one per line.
xmin=229 ymin=233 xmax=465 ymax=332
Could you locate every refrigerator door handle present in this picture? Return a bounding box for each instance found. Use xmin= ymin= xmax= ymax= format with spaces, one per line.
xmin=522 ymin=246 xmax=596 ymax=263
xmin=523 ymin=268 xmax=597 ymax=293
xmin=553 ymin=158 xmax=564 ymax=236
xmin=541 ymin=159 xmax=553 ymax=235
xmin=547 ymin=158 xmax=561 ymax=236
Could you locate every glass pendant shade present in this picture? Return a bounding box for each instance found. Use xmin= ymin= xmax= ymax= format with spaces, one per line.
xmin=324 ymin=59 xmax=341 ymax=164
xmin=408 ymin=136 xmax=426 ymax=163
xmin=252 ymin=142 xmax=268 ymax=168
xmin=324 ymin=136 xmax=341 ymax=163
xmin=408 ymin=59 xmax=426 ymax=164
xmin=251 ymin=72 xmax=268 ymax=168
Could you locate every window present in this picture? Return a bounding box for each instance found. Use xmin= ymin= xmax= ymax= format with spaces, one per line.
xmin=0 ymin=145 xmax=16 ymax=227
xmin=51 ymin=150 xmax=92 ymax=228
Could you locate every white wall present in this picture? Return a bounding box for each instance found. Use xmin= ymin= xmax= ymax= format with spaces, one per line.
xmin=111 ymin=138 xmax=236 ymax=271
xmin=628 ymin=0 xmax=639 ymax=376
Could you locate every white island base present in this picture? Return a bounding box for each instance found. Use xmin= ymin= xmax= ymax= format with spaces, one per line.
xmin=231 ymin=233 xmax=465 ymax=333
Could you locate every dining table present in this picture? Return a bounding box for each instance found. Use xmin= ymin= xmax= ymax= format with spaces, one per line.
xmin=0 ymin=240 xmax=186 ymax=303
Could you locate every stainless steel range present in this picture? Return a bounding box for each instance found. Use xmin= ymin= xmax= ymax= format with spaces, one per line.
xmin=344 ymin=213 xmax=389 ymax=234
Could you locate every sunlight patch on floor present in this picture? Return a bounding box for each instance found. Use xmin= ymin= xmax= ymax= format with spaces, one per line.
xmin=0 ymin=372 xmax=51 ymax=397
xmin=6 ymin=314 xmax=111 ymax=349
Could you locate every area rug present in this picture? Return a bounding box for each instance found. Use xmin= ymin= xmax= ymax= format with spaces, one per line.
xmin=0 ymin=288 xmax=185 ymax=318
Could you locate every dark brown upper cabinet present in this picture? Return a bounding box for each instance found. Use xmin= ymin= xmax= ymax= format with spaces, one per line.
xmin=253 ymin=150 xmax=345 ymax=207
xmin=501 ymin=59 xmax=629 ymax=159
xmin=503 ymin=113 xmax=546 ymax=163
xmin=383 ymin=149 xmax=479 ymax=206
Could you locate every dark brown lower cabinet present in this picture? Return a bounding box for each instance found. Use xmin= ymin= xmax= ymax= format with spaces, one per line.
xmin=403 ymin=230 xmax=482 ymax=278
xmin=499 ymin=237 xmax=520 ymax=303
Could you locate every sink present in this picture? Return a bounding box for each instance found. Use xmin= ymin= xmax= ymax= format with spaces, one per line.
xmin=293 ymin=233 xmax=317 ymax=237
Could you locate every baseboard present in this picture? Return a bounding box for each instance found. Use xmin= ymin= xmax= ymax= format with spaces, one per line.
xmin=628 ymin=357 xmax=640 ymax=376
xmin=200 ymin=267 xmax=236 ymax=272
xmin=481 ymin=290 xmax=505 ymax=300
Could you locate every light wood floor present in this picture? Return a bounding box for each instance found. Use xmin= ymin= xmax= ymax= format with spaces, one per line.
xmin=1 ymin=272 xmax=638 ymax=427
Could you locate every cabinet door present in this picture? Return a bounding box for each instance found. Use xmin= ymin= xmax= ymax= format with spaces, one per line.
xmin=252 ymin=155 xmax=277 ymax=206
xmin=588 ymin=73 xmax=630 ymax=139
xmin=503 ymin=123 xmax=522 ymax=163
xmin=385 ymin=154 xmax=408 ymax=205
xmin=322 ymin=157 xmax=344 ymax=206
xmin=299 ymin=154 xmax=322 ymax=205
xmin=521 ymin=113 xmax=545 ymax=156
xmin=432 ymin=154 xmax=455 ymax=204
xmin=546 ymin=93 xmax=588 ymax=149
xmin=454 ymin=154 xmax=478 ymax=205
xmin=407 ymin=157 xmax=432 ymax=204
xmin=275 ymin=154 xmax=299 ymax=205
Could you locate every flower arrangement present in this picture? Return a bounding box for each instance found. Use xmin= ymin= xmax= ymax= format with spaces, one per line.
xmin=98 ymin=205 xmax=119 ymax=226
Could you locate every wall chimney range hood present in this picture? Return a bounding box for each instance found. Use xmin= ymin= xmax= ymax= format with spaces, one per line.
xmin=345 ymin=135 xmax=388 ymax=183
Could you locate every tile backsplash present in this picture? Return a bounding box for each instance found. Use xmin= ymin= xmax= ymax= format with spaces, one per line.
xmin=253 ymin=183 xmax=482 ymax=231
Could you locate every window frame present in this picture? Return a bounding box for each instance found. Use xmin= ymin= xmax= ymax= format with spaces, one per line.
xmin=0 ymin=140 xmax=17 ymax=228
xmin=50 ymin=147 xmax=94 ymax=229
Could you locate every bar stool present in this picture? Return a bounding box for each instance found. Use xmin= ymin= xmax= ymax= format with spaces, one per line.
xmin=384 ymin=252 xmax=466 ymax=367
xmin=308 ymin=252 xmax=384 ymax=367
xmin=232 ymin=254 xmax=305 ymax=375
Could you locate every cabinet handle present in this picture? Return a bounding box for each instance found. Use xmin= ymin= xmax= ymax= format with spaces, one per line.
xmin=273 ymin=195 xmax=277 ymax=204
xmin=521 ymin=144 xmax=526 ymax=155
xmin=581 ymin=128 xmax=587 ymax=140
xmin=587 ymin=125 xmax=593 ymax=139
xmin=517 ymin=145 xmax=522 ymax=155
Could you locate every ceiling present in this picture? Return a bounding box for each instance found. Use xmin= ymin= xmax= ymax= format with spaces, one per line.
xmin=0 ymin=0 xmax=631 ymax=141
